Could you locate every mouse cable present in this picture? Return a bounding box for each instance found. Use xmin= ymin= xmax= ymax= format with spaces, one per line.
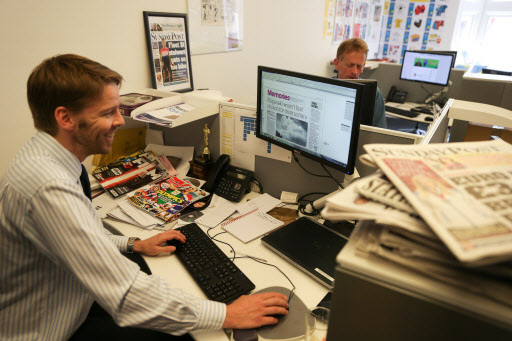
xmin=204 ymin=228 xmax=296 ymax=303
xmin=235 ymin=256 xmax=296 ymax=304
xmin=206 ymin=228 xmax=237 ymax=261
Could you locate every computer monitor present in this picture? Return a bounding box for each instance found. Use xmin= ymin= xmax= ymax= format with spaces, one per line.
xmin=414 ymin=50 xmax=457 ymax=69
xmin=400 ymin=50 xmax=455 ymax=86
xmin=256 ymin=66 xmax=364 ymax=175
xmin=345 ymin=79 xmax=377 ymax=126
xmin=355 ymin=125 xmax=423 ymax=177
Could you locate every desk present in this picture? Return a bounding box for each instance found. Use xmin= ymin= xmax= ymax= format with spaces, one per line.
xmin=97 ymin=192 xmax=329 ymax=341
xmin=384 ymin=101 xmax=435 ymax=124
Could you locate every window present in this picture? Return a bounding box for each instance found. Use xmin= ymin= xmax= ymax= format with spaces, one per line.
xmin=451 ymin=0 xmax=512 ymax=71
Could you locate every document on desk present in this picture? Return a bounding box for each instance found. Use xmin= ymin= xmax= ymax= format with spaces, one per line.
xmin=194 ymin=195 xmax=237 ymax=228
xmin=221 ymin=208 xmax=284 ymax=243
xmin=117 ymin=200 xmax=162 ymax=230
xmin=236 ymin=193 xmax=281 ymax=215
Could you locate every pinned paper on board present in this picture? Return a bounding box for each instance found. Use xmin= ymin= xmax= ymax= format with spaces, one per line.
xmin=219 ymin=103 xmax=292 ymax=171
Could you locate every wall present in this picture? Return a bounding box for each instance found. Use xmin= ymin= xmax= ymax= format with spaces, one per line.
xmin=0 ymin=0 xmax=356 ymax=177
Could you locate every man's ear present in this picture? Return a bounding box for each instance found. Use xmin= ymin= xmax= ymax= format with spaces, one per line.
xmin=54 ymin=106 xmax=76 ymax=132
xmin=333 ymin=58 xmax=340 ymax=71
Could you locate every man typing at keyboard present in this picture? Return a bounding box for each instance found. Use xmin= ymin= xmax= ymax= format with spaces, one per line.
xmin=0 ymin=54 xmax=288 ymax=341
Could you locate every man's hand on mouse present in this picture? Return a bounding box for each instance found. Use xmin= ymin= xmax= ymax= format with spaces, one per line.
xmin=223 ymin=292 xmax=289 ymax=329
xmin=132 ymin=230 xmax=186 ymax=256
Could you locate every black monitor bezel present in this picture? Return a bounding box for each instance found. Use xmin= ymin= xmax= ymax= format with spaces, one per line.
xmin=256 ymin=65 xmax=363 ymax=175
xmin=400 ymin=50 xmax=455 ymax=86
xmin=344 ymin=79 xmax=377 ymax=126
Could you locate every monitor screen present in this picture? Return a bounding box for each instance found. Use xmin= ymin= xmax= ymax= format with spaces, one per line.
xmin=413 ymin=50 xmax=457 ymax=69
xmin=400 ymin=50 xmax=455 ymax=86
xmin=345 ymin=79 xmax=376 ymax=126
xmin=256 ymin=66 xmax=363 ymax=175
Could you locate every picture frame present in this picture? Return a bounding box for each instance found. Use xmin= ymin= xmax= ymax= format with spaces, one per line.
xmin=143 ymin=11 xmax=194 ymax=92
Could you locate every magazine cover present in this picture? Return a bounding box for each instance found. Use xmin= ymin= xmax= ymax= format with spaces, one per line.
xmin=92 ymin=150 xmax=169 ymax=199
xmin=119 ymin=93 xmax=162 ymax=117
xmin=129 ymin=176 xmax=209 ymax=222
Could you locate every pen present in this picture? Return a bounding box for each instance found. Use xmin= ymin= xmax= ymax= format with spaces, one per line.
xmin=230 ymin=250 xmax=267 ymax=263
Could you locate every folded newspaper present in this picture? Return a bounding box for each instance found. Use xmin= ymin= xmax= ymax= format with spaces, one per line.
xmin=362 ymin=139 xmax=512 ymax=266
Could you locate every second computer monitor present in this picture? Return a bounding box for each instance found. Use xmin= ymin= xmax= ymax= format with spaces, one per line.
xmin=400 ymin=50 xmax=455 ymax=86
xmin=345 ymin=79 xmax=377 ymax=126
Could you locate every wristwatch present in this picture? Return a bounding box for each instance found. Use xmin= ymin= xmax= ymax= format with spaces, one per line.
xmin=127 ymin=237 xmax=140 ymax=253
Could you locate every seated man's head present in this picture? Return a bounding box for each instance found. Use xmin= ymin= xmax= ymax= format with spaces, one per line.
xmin=333 ymin=38 xmax=368 ymax=80
xmin=27 ymin=54 xmax=124 ymax=160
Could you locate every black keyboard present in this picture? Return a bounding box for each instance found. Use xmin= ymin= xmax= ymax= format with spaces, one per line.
xmin=385 ymin=105 xmax=419 ymax=118
xmin=173 ymin=223 xmax=255 ymax=303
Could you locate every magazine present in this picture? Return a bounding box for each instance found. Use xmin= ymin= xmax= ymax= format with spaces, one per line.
xmin=363 ymin=139 xmax=512 ymax=265
xmin=119 ymin=93 xmax=162 ymax=117
xmin=92 ymin=150 xmax=169 ymax=199
xmin=132 ymin=103 xmax=196 ymax=127
xmin=128 ymin=176 xmax=209 ymax=222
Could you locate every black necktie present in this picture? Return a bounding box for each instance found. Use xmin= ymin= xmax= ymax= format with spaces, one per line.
xmin=79 ymin=165 xmax=92 ymax=201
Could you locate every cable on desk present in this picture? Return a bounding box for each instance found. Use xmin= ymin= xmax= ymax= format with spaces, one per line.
xmin=250 ymin=177 xmax=263 ymax=194
xmin=204 ymin=224 xmax=296 ymax=303
xmin=235 ymin=256 xmax=296 ymax=304
xmin=297 ymin=192 xmax=328 ymax=216
xmin=206 ymin=228 xmax=237 ymax=261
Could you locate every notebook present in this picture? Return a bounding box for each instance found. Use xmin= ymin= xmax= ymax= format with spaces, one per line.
xmin=261 ymin=217 xmax=348 ymax=289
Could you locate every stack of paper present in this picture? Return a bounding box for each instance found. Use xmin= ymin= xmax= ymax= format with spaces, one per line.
xmin=322 ymin=139 xmax=512 ymax=307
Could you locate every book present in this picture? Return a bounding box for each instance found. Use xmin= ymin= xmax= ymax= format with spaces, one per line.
xmin=128 ymin=176 xmax=209 ymax=222
xmin=91 ymin=150 xmax=169 ymax=199
xmin=119 ymin=93 xmax=162 ymax=117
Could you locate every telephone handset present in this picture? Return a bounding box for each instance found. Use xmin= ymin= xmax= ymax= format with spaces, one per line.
xmin=386 ymin=86 xmax=408 ymax=103
xmin=201 ymin=154 xmax=254 ymax=203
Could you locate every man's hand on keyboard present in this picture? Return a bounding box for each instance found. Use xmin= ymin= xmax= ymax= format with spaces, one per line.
xmin=133 ymin=230 xmax=186 ymax=256
xmin=223 ymin=292 xmax=289 ymax=329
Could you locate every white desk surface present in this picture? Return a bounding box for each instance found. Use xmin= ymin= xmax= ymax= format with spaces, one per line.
xmin=385 ymin=101 xmax=435 ymax=123
xmin=96 ymin=192 xmax=329 ymax=341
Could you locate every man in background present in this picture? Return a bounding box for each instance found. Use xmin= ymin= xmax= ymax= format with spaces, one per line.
xmin=0 ymin=54 xmax=288 ymax=340
xmin=333 ymin=38 xmax=387 ymax=129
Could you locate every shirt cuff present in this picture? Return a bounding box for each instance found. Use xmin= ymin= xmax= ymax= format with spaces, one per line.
xmin=195 ymin=300 xmax=227 ymax=330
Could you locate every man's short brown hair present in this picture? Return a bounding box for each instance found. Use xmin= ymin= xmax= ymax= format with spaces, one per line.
xmin=336 ymin=38 xmax=369 ymax=60
xmin=27 ymin=54 xmax=123 ymax=136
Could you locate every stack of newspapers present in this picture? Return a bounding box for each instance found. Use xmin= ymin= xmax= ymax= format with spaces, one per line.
xmin=322 ymin=139 xmax=512 ymax=307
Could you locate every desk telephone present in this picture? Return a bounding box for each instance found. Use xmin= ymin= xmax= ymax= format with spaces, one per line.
xmin=201 ymin=154 xmax=254 ymax=202
xmin=386 ymin=86 xmax=408 ymax=103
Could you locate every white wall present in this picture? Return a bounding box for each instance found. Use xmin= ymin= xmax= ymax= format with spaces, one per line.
xmin=0 ymin=0 xmax=363 ymax=176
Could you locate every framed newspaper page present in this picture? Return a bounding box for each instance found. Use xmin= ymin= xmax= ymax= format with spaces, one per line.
xmin=143 ymin=12 xmax=194 ymax=92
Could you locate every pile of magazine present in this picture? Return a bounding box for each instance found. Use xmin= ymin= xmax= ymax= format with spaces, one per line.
xmin=128 ymin=176 xmax=208 ymax=222
xmin=322 ymin=139 xmax=512 ymax=304
xmin=92 ymin=150 xmax=169 ymax=199
xmin=92 ymin=150 xmax=209 ymax=225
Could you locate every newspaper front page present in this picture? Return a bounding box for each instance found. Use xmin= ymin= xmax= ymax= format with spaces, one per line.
xmin=364 ymin=139 xmax=512 ymax=265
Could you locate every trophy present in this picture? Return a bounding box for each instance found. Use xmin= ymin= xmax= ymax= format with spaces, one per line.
xmin=190 ymin=124 xmax=213 ymax=180
xmin=202 ymin=124 xmax=211 ymax=161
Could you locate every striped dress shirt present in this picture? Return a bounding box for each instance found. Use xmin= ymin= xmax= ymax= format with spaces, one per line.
xmin=0 ymin=131 xmax=226 ymax=340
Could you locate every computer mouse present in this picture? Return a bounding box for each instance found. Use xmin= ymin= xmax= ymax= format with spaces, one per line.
xmin=425 ymin=116 xmax=434 ymax=122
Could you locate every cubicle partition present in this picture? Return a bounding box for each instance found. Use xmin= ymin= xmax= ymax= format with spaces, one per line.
xmin=361 ymin=63 xmax=512 ymax=110
xmin=159 ymin=115 xmax=343 ymax=199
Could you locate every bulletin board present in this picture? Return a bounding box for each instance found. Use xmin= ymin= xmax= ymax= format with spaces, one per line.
xmin=187 ymin=0 xmax=244 ymax=55
xmin=380 ymin=0 xmax=452 ymax=62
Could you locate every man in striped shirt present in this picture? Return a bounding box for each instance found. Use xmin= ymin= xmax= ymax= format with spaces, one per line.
xmin=0 ymin=54 xmax=288 ymax=340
